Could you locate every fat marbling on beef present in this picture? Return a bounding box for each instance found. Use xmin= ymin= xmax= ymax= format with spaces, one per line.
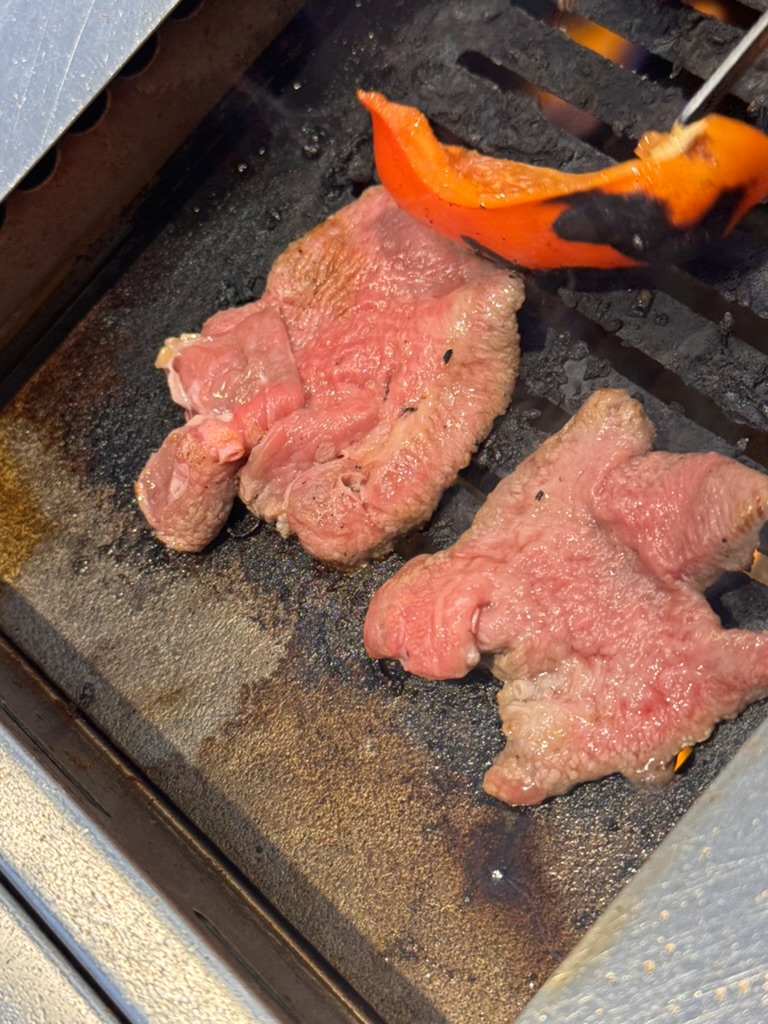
xmin=365 ymin=389 xmax=768 ymax=805
xmin=136 ymin=186 xmax=523 ymax=565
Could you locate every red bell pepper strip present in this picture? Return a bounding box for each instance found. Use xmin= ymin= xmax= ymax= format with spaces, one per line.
xmin=358 ymin=90 xmax=768 ymax=271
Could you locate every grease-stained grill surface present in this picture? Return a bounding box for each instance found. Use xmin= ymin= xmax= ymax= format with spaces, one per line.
xmin=2 ymin=0 xmax=768 ymax=1021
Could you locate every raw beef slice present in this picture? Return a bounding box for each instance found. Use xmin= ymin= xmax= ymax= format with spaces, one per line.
xmin=136 ymin=186 xmax=523 ymax=564
xmin=364 ymin=389 xmax=768 ymax=805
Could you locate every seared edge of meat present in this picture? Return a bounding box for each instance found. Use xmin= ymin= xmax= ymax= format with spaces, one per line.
xmin=135 ymin=417 xmax=246 ymax=552
xmin=135 ymin=302 xmax=304 ymax=552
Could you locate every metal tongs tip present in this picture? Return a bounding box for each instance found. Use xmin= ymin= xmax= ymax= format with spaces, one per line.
xmin=678 ymin=8 xmax=768 ymax=126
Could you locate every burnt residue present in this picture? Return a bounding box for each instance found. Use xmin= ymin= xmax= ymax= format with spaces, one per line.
xmin=3 ymin=0 xmax=768 ymax=1022
xmin=0 ymin=441 xmax=53 ymax=582
xmin=458 ymin=811 xmax=577 ymax=977
xmin=572 ymin=0 xmax=767 ymax=112
xmin=550 ymin=186 xmax=745 ymax=265
xmin=520 ymin=281 xmax=768 ymax=465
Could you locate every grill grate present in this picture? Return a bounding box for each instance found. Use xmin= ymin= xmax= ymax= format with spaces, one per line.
xmin=2 ymin=1 xmax=768 ymax=1021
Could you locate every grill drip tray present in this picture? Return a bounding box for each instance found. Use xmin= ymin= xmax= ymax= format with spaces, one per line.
xmin=2 ymin=0 xmax=768 ymax=1020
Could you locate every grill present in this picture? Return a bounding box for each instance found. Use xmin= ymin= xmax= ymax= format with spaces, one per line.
xmin=2 ymin=0 xmax=768 ymax=1021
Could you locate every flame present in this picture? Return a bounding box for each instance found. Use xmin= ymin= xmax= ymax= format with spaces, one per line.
xmin=554 ymin=12 xmax=639 ymax=69
xmin=537 ymin=13 xmax=645 ymax=138
xmin=685 ymin=1 xmax=729 ymax=19
xmin=674 ymin=747 xmax=693 ymax=771
xmin=750 ymin=549 xmax=768 ymax=584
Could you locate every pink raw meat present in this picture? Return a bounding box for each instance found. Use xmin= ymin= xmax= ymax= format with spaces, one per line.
xmin=136 ymin=304 xmax=303 ymax=551
xmin=135 ymin=416 xmax=247 ymax=553
xmin=364 ymin=389 xmax=768 ymax=805
xmin=137 ymin=186 xmax=523 ymax=563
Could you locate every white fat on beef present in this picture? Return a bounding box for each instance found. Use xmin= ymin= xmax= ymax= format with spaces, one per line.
xmin=136 ymin=186 xmax=523 ymax=563
xmin=364 ymin=389 xmax=768 ymax=805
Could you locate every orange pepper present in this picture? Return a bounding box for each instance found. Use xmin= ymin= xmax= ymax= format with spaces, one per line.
xmin=358 ymin=90 xmax=768 ymax=271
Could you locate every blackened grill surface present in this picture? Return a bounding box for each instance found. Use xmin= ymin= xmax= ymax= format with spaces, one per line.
xmin=2 ymin=0 xmax=768 ymax=1021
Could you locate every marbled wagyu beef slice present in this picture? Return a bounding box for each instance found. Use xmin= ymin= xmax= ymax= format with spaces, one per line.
xmin=365 ymin=389 xmax=768 ymax=805
xmin=136 ymin=186 xmax=523 ymax=565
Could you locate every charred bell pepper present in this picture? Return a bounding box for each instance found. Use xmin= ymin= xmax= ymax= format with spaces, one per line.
xmin=358 ymin=90 xmax=768 ymax=271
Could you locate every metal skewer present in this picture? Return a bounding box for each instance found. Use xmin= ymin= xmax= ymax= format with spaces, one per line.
xmin=678 ymin=8 xmax=768 ymax=125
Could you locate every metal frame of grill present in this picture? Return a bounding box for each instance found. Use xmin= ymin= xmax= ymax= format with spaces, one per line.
xmin=2 ymin=0 xmax=768 ymax=1020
